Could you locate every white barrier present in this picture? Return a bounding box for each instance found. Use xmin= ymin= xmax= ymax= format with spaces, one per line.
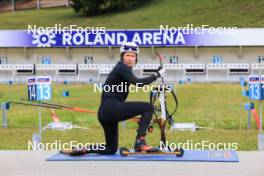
xmin=164 ymin=64 xmax=185 ymax=70
xmin=229 ymin=63 xmax=249 ymax=74
xmin=0 ymin=64 xmax=15 ymax=70
xmin=184 ymin=64 xmax=205 ymax=74
xmin=207 ymin=63 xmax=229 ymax=70
xmin=36 ymin=64 xmax=58 ymax=70
xmin=0 ymin=63 xmax=258 ymax=83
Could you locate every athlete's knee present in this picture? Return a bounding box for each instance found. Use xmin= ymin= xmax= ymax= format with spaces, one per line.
xmin=106 ymin=147 xmax=118 ymax=154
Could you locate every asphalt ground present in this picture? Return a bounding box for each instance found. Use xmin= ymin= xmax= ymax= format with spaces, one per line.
xmin=0 ymin=151 xmax=263 ymax=176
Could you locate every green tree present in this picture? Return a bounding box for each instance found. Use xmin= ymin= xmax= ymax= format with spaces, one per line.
xmin=71 ymin=0 xmax=144 ymax=16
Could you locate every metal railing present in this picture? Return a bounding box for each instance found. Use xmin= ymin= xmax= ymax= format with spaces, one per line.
xmin=0 ymin=0 xmax=69 ymax=12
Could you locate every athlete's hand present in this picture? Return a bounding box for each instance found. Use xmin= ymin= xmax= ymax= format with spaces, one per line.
xmin=155 ymin=66 xmax=166 ymax=78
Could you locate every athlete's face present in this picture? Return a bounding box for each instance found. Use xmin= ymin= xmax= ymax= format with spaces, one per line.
xmin=123 ymin=52 xmax=137 ymax=67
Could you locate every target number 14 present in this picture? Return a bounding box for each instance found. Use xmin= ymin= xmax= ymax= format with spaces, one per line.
xmin=27 ymin=76 xmax=51 ymax=101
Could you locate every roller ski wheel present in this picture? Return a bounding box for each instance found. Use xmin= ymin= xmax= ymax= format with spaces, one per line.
xmin=119 ymin=147 xmax=130 ymax=156
xmin=174 ymin=148 xmax=184 ymax=157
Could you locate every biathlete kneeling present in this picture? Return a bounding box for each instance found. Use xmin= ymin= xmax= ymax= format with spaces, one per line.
xmin=95 ymin=42 xmax=165 ymax=154
xmin=64 ymin=42 xmax=165 ymax=155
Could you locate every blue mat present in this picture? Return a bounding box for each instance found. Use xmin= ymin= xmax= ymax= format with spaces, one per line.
xmin=47 ymin=150 xmax=239 ymax=162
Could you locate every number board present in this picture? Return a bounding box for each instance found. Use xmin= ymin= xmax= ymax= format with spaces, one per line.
xmin=27 ymin=76 xmax=51 ymax=101
xmin=249 ymin=75 xmax=262 ymax=100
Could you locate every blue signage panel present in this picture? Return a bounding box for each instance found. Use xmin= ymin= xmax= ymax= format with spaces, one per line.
xmin=0 ymin=29 xmax=264 ymax=47
xmin=248 ymin=75 xmax=264 ymax=100
xmin=27 ymin=76 xmax=51 ymax=101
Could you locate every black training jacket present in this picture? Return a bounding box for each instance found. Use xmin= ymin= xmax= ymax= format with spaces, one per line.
xmin=101 ymin=61 xmax=157 ymax=102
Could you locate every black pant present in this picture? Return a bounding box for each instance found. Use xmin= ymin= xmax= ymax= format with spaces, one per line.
xmin=91 ymin=98 xmax=154 ymax=155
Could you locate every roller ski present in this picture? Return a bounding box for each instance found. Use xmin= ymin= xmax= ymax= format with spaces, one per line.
xmin=119 ymin=135 xmax=184 ymax=157
xmin=119 ymin=147 xmax=184 ymax=157
xmin=60 ymin=147 xmax=90 ymax=156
